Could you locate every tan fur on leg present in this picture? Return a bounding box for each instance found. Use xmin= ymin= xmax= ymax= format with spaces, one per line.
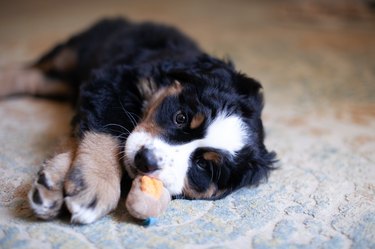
xmin=64 ymin=132 xmax=122 ymax=224
xmin=0 ymin=65 xmax=71 ymax=97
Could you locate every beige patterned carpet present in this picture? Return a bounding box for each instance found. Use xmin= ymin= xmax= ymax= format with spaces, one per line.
xmin=0 ymin=1 xmax=374 ymax=248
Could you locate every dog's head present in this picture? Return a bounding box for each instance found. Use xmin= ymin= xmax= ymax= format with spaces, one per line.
xmin=124 ymin=56 xmax=276 ymax=199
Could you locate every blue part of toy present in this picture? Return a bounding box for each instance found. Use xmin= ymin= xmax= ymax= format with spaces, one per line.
xmin=143 ymin=217 xmax=157 ymax=226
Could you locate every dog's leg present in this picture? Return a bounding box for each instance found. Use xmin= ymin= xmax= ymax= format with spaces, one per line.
xmin=0 ymin=19 xmax=133 ymax=99
xmin=0 ymin=44 xmax=78 ymax=98
xmin=64 ymin=132 xmax=122 ymax=224
xmin=0 ymin=64 xmax=72 ymax=98
xmin=28 ymin=138 xmax=76 ymax=220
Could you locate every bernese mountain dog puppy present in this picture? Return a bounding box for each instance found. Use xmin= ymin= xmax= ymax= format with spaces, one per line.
xmin=1 ymin=18 xmax=276 ymax=224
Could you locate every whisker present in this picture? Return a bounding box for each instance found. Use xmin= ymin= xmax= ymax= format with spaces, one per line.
xmin=118 ymin=151 xmax=128 ymax=162
xmin=126 ymin=110 xmax=141 ymax=121
xmin=103 ymin=123 xmax=131 ymax=134
xmin=118 ymin=98 xmax=139 ymax=128
xmin=116 ymin=146 xmax=129 ymax=159
xmin=124 ymin=110 xmax=137 ymax=128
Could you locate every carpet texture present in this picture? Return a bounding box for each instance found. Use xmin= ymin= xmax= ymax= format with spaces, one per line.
xmin=0 ymin=1 xmax=374 ymax=248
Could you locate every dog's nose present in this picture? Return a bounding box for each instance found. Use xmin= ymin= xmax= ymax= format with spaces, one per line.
xmin=134 ymin=147 xmax=159 ymax=173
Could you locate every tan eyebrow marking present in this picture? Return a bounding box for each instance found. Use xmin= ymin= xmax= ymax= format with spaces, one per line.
xmin=203 ymin=152 xmax=222 ymax=164
xmin=183 ymin=178 xmax=217 ymax=199
xmin=190 ymin=113 xmax=205 ymax=129
xmin=183 ymin=178 xmax=227 ymax=199
xmin=136 ymin=81 xmax=182 ymax=135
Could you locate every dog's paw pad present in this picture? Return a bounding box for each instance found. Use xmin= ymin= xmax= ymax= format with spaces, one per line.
xmin=28 ymin=183 xmax=63 ymax=220
xmin=28 ymin=170 xmax=64 ymax=220
xmin=36 ymin=172 xmax=51 ymax=189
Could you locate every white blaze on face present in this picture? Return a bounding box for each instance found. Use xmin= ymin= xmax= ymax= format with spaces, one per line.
xmin=124 ymin=113 xmax=248 ymax=195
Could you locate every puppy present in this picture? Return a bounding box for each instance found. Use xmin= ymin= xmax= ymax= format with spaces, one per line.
xmin=0 ymin=18 xmax=276 ymax=224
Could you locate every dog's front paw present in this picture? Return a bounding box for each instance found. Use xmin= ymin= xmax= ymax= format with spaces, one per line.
xmin=28 ymin=170 xmax=64 ymax=220
xmin=64 ymin=165 xmax=121 ymax=224
xmin=28 ymin=152 xmax=72 ymax=220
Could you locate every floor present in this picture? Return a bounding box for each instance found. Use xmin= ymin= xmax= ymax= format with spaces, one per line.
xmin=0 ymin=0 xmax=374 ymax=248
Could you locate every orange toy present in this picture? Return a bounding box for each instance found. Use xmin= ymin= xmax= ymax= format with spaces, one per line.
xmin=125 ymin=175 xmax=171 ymax=223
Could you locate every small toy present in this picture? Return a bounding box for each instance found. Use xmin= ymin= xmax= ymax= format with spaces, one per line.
xmin=125 ymin=175 xmax=171 ymax=225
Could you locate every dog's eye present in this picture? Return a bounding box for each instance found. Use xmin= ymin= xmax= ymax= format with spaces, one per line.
xmin=173 ymin=111 xmax=188 ymax=127
xmin=196 ymin=158 xmax=207 ymax=171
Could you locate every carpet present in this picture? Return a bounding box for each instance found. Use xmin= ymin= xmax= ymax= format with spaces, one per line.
xmin=0 ymin=1 xmax=374 ymax=248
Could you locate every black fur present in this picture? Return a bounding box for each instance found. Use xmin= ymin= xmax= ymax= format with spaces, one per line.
xmin=37 ymin=172 xmax=51 ymax=190
xmin=34 ymin=17 xmax=276 ymax=200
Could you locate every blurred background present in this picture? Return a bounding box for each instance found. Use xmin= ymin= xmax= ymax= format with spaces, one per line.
xmin=0 ymin=0 xmax=374 ymax=113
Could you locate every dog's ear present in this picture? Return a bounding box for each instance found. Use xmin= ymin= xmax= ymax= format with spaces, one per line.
xmin=234 ymin=73 xmax=262 ymax=98
xmin=225 ymin=146 xmax=276 ymax=195
xmin=234 ymin=73 xmax=264 ymax=115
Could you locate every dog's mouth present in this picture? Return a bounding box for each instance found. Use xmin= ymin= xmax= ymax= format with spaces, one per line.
xmin=134 ymin=165 xmax=162 ymax=178
xmin=124 ymin=149 xmax=187 ymax=196
xmin=124 ymin=151 xmax=163 ymax=180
